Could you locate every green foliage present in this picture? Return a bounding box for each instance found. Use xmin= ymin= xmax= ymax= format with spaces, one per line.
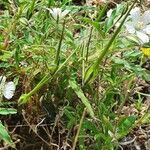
xmin=0 ymin=0 xmax=149 ymax=149
xmin=104 ymin=3 xmax=127 ymax=33
xmin=116 ymin=115 xmax=136 ymax=139
xmin=0 ymin=121 xmax=15 ymax=148
xmin=0 ymin=108 xmax=17 ymax=115
xmin=69 ymin=79 xmax=94 ymax=118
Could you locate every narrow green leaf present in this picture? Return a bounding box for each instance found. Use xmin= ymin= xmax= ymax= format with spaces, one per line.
xmin=69 ymin=79 xmax=94 ymax=118
xmin=0 ymin=121 xmax=15 ymax=148
xmin=0 ymin=108 xmax=17 ymax=115
xmin=84 ymin=62 xmax=99 ymax=84
xmin=117 ymin=115 xmax=136 ymax=139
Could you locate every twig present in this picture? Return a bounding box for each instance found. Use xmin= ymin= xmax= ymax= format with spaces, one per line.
xmin=72 ymin=108 xmax=86 ymax=150
xmin=0 ymin=139 xmax=20 ymax=150
xmin=119 ymin=136 xmax=136 ymax=146
xmin=22 ymin=110 xmax=51 ymax=147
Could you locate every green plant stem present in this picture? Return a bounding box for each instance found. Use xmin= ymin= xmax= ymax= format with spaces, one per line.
xmin=86 ymin=27 xmax=93 ymax=61
xmin=72 ymin=108 xmax=86 ymax=150
xmin=96 ymin=0 xmax=136 ymax=66
xmin=117 ymin=74 xmax=135 ymax=113
xmin=82 ymin=44 xmax=86 ymax=86
xmin=21 ymin=74 xmax=50 ymax=101
xmin=19 ymin=47 xmax=78 ymax=105
xmin=96 ymin=3 xmax=108 ymax=22
xmin=84 ymin=0 xmax=137 ymax=84
xmin=3 ymin=7 xmax=23 ymax=49
xmin=27 ymin=0 xmax=36 ymax=19
xmin=55 ymin=20 xmax=66 ymax=66
xmin=30 ymin=0 xmax=36 ymax=13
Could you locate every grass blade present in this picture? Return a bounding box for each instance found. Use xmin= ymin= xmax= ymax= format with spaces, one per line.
xmin=69 ymin=79 xmax=94 ymax=118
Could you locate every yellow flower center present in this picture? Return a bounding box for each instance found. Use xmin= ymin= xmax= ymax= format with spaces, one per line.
xmin=135 ymin=21 xmax=144 ymax=30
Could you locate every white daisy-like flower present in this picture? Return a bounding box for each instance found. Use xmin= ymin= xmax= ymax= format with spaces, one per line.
xmin=125 ymin=7 xmax=150 ymax=44
xmin=47 ymin=8 xmax=70 ymax=21
xmin=0 ymin=76 xmax=16 ymax=100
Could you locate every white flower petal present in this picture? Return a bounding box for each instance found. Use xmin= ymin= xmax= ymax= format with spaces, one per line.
xmin=143 ymin=10 xmax=150 ymax=25
xmin=143 ymin=25 xmax=150 ymax=34
xmin=3 ymin=82 xmax=16 ymax=100
xmin=136 ymin=31 xmax=149 ymax=44
xmin=60 ymin=10 xmax=70 ymax=20
xmin=107 ymin=9 xmax=113 ymax=18
xmin=130 ymin=7 xmax=141 ymax=21
xmin=48 ymin=8 xmax=69 ymax=21
xmin=52 ymin=8 xmax=60 ymax=20
xmin=125 ymin=22 xmax=136 ymax=34
xmin=56 ymin=8 xmax=62 ymax=18
xmin=48 ymin=8 xmax=60 ymax=20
